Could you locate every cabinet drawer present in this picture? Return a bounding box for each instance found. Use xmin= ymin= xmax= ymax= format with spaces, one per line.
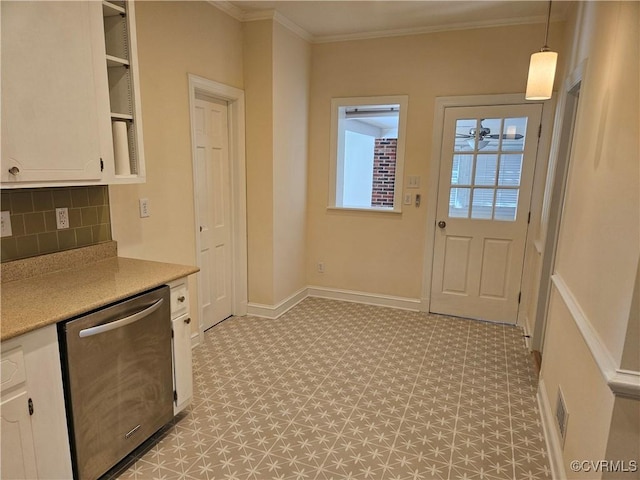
xmin=170 ymin=283 xmax=189 ymax=318
xmin=1 ymin=348 xmax=26 ymax=393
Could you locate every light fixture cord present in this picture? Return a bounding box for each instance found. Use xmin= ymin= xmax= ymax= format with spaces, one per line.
xmin=542 ymin=0 xmax=552 ymax=51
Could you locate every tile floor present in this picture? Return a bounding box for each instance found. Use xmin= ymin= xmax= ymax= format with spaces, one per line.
xmin=110 ymin=298 xmax=551 ymax=480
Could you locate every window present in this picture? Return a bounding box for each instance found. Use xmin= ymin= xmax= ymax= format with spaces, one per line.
xmin=449 ymin=116 xmax=528 ymax=222
xmin=329 ymin=96 xmax=408 ymax=212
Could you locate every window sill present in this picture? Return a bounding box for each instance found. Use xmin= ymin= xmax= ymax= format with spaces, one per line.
xmin=327 ymin=206 xmax=402 ymax=215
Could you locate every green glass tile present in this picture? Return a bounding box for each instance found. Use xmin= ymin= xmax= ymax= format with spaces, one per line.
xmin=10 ymin=214 xmax=25 ymax=236
xmin=57 ymin=229 xmax=77 ymax=251
xmin=1 ymin=237 xmax=18 ymax=262
xmin=32 ymin=190 xmax=54 ymax=211
xmin=70 ymin=188 xmax=89 ymax=208
xmin=92 ymin=224 xmax=112 ymax=243
xmin=75 ymin=226 xmax=93 ymax=246
xmin=16 ymin=234 xmax=39 ymax=259
xmin=68 ymin=208 xmax=82 ymax=228
xmin=24 ymin=212 xmax=46 ymax=234
xmin=52 ymin=189 xmax=72 ymax=208
xmin=44 ymin=211 xmax=57 ymax=231
xmin=81 ymin=206 xmax=98 ymax=226
xmin=1 ymin=192 xmax=11 ymax=211
xmin=11 ymin=191 xmax=34 ymax=214
xmin=97 ymin=205 xmax=111 ymax=224
xmin=38 ymin=231 xmax=59 ymax=254
xmin=88 ymin=186 xmax=106 ymax=206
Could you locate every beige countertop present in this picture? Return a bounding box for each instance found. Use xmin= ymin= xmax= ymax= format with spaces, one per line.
xmin=1 ymin=256 xmax=199 ymax=341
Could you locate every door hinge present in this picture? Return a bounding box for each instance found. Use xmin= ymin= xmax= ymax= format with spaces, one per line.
xmin=28 ymin=398 xmax=34 ymax=416
xmin=171 ymin=329 xmax=174 ymax=339
xmin=518 ymin=292 xmax=522 ymax=304
xmin=174 ymin=390 xmax=178 ymax=402
xmin=538 ymin=124 xmax=542 ymax=138
xmin=527 ymin=211 xmax=531 ymax=224
xmin=100 ymin=158 xmax=104 ymax=172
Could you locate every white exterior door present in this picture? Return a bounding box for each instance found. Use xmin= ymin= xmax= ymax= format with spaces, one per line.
xmin=430 ymin=104 xmax=542 ymax=323
xmin=194 ymin=97 xmax=233 ymax=330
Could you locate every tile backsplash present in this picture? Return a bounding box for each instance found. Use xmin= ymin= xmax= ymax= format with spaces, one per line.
xmin=1 ymin=186 xmax=112 ymax=262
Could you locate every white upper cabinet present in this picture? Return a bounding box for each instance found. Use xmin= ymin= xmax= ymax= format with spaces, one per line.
xmin=0 ymin=1 xmax=145 ymax=187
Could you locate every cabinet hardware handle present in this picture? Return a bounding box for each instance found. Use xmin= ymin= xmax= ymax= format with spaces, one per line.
xmin=28 ymin=398 xmax=34 ymax=416
xmin=184 ymin=318 xmax=191 ymax=325
xmin=178 ymin=295 xmax=185 ymax=303
xmin=8 ymin=166 xmax=19 ymax=175
xmin=79 ymin=299 xmax=164 ymax=338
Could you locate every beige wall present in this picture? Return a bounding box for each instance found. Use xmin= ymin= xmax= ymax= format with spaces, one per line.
xmin=243 ymin=20 xmax=311 ymax=306
xmin=538 ymin=2 xmax=639 ymax=477
xmin=552 ymin=1 xmax=639 ymax=365
xmin=243 ymin=20 xmax=275 ymax=304
xmin=540 ymin=288 xmax=615 ymax=477
xmin=272 ymin=22 xmax=311 ymax=304
xmin=306 ymin=23 xmax=562 ymax=298
xmin=603 ymin=396 xmax=640 ymax=480
xmin=109 ymin=2 xmax=244 ymax=330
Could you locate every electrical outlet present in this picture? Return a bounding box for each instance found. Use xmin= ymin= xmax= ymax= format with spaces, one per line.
xmin=139 ymin=198 xmax=150 ymax=218
xmin=317 ymin=262 xmax=325 ymax=273
xmin=56 ymin=208 xmax=69 ymax=229
xmin=403 ymin=193 xmax=412 ymax=205
xmin=1 ymin=211 xmax=12 ymax=237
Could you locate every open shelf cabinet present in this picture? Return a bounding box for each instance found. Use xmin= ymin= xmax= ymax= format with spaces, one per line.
xmin=101 ymin=0 xmax=145 ymax=182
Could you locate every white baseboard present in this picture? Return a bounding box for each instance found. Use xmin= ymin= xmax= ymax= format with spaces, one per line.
xmin=307 ymin=286 xmax=421 ymax=311
xmin=537 ymin=378 xmax=567 ymax=480
xmin=520 ymin=313 xmax=532 ymax=350
xmin=191 ymin=331 xmax=200 ymax=348
xmin=247 ymin=287 xmax=308 ymax=319
xmin=246 ymin=285 xmax=422 ymax=320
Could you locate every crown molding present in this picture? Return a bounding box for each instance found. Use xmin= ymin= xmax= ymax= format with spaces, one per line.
xmin=208 ymin=1 xmax=243 ymax=21
xmin=313 ymin=14 xmax=558 ymax=44
xmin=210 ymin=3 xmax=313 ymax=43
xmin=208 ymin=3 xmax=565 ymax=45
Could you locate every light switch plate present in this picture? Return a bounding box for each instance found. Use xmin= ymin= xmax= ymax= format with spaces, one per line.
xmin=407 ymin=176 xmax=421 ymax=189
xmin=403 ymin=193 xmax=412 ymax=205
xmin=1 ymin=211 xmax=12 ymax=237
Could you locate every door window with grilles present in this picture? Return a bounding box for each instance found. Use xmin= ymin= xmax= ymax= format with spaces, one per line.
xmin=449 ymin=117 xmax=528 ymax=221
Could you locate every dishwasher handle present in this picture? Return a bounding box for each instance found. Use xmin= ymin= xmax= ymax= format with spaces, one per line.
xmin=79 ymin=299 xmax=164 ymax=338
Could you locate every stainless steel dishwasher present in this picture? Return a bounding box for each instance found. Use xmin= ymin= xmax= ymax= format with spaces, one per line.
xmin=59 ymin=286 xmax=173 ymax=480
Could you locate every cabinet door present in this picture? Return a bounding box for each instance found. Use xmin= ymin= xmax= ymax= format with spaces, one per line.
xmin=1 ymin=1 xmax=105 ymax=184
xmin=172 ymin=314 xmax=193 ymax=414
xmin=1 ymin=391 xmax=38 ymax=480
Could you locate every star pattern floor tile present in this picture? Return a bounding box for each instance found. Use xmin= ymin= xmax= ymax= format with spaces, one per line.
xmin=108 ymin=298 xmax=551 ymax=480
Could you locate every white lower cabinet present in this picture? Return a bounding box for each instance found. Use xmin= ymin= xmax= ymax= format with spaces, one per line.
xmin=0 ymin=325 xmax=73 ymax=480
xmin=169 ymin=279 xmax=193 ymax=414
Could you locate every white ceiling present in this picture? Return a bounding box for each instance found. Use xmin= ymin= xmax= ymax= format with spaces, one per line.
xmin=218 ymin=1 xmax=570 ymax=43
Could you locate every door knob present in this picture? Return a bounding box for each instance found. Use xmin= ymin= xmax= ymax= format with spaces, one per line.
xmin=438 ymin=220 xmax=446 ymax=229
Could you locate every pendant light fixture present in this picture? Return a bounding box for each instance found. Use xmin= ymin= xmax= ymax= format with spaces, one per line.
xmin=525 ymin=0 xmax=557 ymax=100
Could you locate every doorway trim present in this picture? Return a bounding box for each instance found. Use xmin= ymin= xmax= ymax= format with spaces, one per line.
xmin=532 ymin=61 xmax=586 ymax=352
xmin=188 ymin=74 xmax=248 ymax=342
xmin=420 ymin=94 xmax=555 ymax=326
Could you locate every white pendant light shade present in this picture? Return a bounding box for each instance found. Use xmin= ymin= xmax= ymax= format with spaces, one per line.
xmin=525 ymin=50 xmax=558 ymax=100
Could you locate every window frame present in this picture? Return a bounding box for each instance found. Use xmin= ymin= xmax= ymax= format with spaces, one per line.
xmin=328 ymin=95 xmax=409 ymax=213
